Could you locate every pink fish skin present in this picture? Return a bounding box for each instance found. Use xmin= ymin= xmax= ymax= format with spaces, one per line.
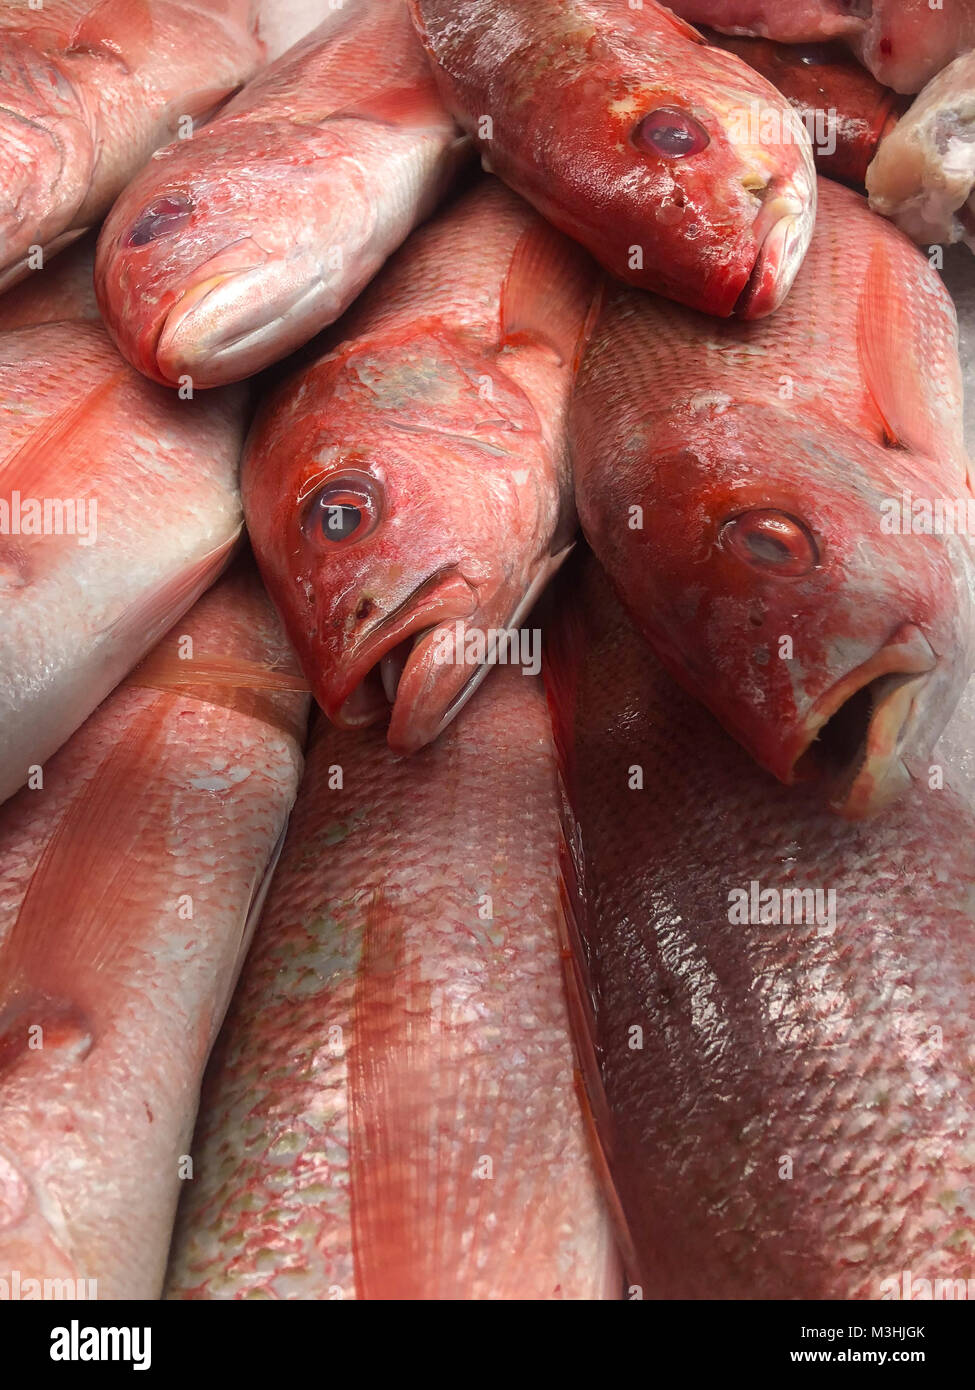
xmin=165 ymin=667 xmax=619 ymax=1300
xmin=408 ymin=0 xmax=816 ymax=319
xmin=243 ymin=178 xmax=595 ymax=754
xmin=544 ymin=550 xmax=975 ymax=1299
xmin=668 ymin=0 xmax=975 ymax=92
xmin=0 ymin=306 xmax=246 ymax=807
xmin=0 ymin=565 xmax=309 ymax=1300
xmin=95 ymin=0 xmax=466 ymax=388
xmin=867 ymin=51 xmax=975 ymax=252
xmin=0 ymin=235 xmax=99 ymax=331
xmin=0 ymin=1 xmax=265 ymax=288
xmin=571 ymin=176 xmax=975 ymax=819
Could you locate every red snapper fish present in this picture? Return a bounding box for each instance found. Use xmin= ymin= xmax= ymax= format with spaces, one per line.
xmin=243 ymin=178 xmax=595 ymax=754
xmin=572 ymin=176 xmax=975 ymax=818
xmin=669 ymin=1 xmax=975 ymax=93
xmin=0 ymin=0 xmax=265 ymax=288
xmin=0 ymin=566 xmax=309 ymax=1299
xmin=165 ymin=669 xmax=618 ymax=1300
xmin=545 ymin=551 xmax=975 ymax=1299
xmin=0 ymin=286 xmax=246 ymax=806
xmin=408 ymin=0 xmax=817 ymax=318
xmin=95 ymin=0 xmax=465 ymax=388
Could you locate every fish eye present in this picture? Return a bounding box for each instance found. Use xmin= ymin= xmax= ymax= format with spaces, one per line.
xmin=720 ymin=510 xmax=819 ymax=576
xmin=125 ymin=193 xmax=194 ymax=248
xmin=301 ymin=470 xmax=383 ymax=547
xmin=632 ymin=107 xmax=711 ymax=159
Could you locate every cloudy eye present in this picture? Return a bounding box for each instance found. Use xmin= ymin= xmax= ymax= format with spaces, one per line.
xmin=125 ymin=193 xmax=194 ymax=247
xmin=302 ymin=470 xmax=383 ymax=547
xmin=632 ymin=107 xmax=711 ymax=158
xmin=721 ymin=510 xmax=819 ymax=576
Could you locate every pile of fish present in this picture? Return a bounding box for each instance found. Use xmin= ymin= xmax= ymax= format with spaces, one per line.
xmin=0 ymin=0 xmax=973 ymax=1302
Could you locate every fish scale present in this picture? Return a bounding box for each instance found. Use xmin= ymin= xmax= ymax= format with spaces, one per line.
xmin=544 ymin=551 xmax=975 ymax=1299
xmin=165 ymin=668 xmax=618 ymax=1300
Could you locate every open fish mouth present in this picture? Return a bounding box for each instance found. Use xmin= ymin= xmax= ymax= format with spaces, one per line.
xmin=327 ymin=569 xmax=480 ymax=740
xmin=328 ymin=549 xmax=572 ymax=753
xmin=735 ymin=179 xmax=816 ymax=319
xmin=791 ymin=624 xmax=937 ymax=819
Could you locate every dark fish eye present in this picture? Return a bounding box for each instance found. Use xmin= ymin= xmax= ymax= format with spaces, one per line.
xmin=632 ymin=107 xmax=710 ymax=159
xmin=125 ymin=194 xmax=194 ymax=248
xmin=720 ymin=510 xmax=819 ymax=576
xmin=301 ymin=470 xmax=382 ymax=548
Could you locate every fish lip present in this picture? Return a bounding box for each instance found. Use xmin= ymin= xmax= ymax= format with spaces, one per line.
xmin=327 ymin=570 xmax=480 ymax=731
xmin=153 ymin=261 xmax=283 ymax=385
xmin=789 ymin=624 xmax=938 ymax=818
xmin=734 ymin=178 xmax=816 ymax=319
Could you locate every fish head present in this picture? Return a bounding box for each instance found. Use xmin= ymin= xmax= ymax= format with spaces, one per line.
xmin=243 ymin=334 xmax=571 ymax=752
xmin=95 ymin=121 xmax=392 ymax=388
xmin=579 ymin=400 xmax=974 ymax=817
xmin=0 ymin=42 xmax=94 ymax=281
xmin=582 ymin=40 xmax=817 ymax=317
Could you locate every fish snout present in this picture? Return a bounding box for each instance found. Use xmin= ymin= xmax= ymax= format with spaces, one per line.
xmin=735 ymin=164 xmax=817 ymax=319
xmin=790 ymin=624 xmax=939 ymax=819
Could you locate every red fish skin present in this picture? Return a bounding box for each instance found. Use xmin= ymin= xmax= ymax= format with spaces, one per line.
xmin=408 ymin=0 xmax=817 ymax=318
xmin=95 ymin=0 xmax=466 ymax=388
xmin=243 ymin=177 xmax=595 ymax=754
xmin=0 ymin=0 xmax=264 ymax=288
xmin=0 ymin=235 xmax=99 ymax=330
xmin=704 ymin=32 xmax=905 ymax=187
xmin=571 ymin=175 xmax=975 ymax=819
xmin=0 ymin=564 xmax=309 ymax=1299
xmin=544 ymin=550 xmax=975 ymax=1300
xmin=164 ymin=667 xmax=619 ymax=1300
xmin=669 ymin=0 xmax=975 ymax=92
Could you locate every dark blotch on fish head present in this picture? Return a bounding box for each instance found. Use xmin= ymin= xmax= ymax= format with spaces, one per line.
xmin=632 ymin=107 xmax=711 ymax=159
xmin=125 ymin=193 xmax=194 ymax=248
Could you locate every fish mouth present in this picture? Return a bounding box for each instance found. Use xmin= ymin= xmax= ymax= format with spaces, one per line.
xmin=328 ymin=549 xmax=571 ymax=753
xmin=153 ymin=244 xmax=327 ymax=386
xmin=790 ymin=625 xmax=937 ymax=819
xmin=328 ymin=570 xmax=481 ymax=735
xmin=735 ymin=178 xmax=816 ymax=319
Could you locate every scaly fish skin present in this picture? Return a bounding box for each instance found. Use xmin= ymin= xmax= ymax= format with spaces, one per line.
xmin=165 ymin=668 xmax=618 ymax=1300
xmin=0 ymin=566 xmax=309 ymax=1299
xmin=0 ymin=1 xmax=264 ymax=288
xmin=669 ymin=0 xmax=975 ymax=92
xmin=572 ymin=176 xmax=975 ymax=818
xmin=545 ymin=552 xmax=975 ymax=1299
xmin=0 ymin=305 xmax=246 ymax=806
xmin=243 ymin=178 xmax=594 ymax=754
xmin=408 ymin=0 xmax=816 ymax=318
xmin=95 ymin=0 xmax=466 ymax=388
xmin=867 ymin=51 xmax=975 ymax=253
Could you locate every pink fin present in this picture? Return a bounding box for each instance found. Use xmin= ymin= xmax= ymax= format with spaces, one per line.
xmin=333 ymin=81 xmax=449 ymax=129
xmin=100 ymin=529 xmax=242 ymax=656
xmin=500 ymin=220 xmax=598 ymax=366
xmin=0 ymin=699 xmax=168 ymax=1014
xmin=856 ymin=243 xmax=940 ymax=455
xmin=67 ymin=0 xmax=154 ymax=69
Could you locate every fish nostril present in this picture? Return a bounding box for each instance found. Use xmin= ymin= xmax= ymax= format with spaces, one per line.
xmin=355 ymin=597 xmax=375 ymax=621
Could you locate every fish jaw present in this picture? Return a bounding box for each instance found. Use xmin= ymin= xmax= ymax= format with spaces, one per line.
xmin=0 ymin=42 xmax=94 ymax=274
xmin=734 ymin=178 xmax=817 ymax=318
